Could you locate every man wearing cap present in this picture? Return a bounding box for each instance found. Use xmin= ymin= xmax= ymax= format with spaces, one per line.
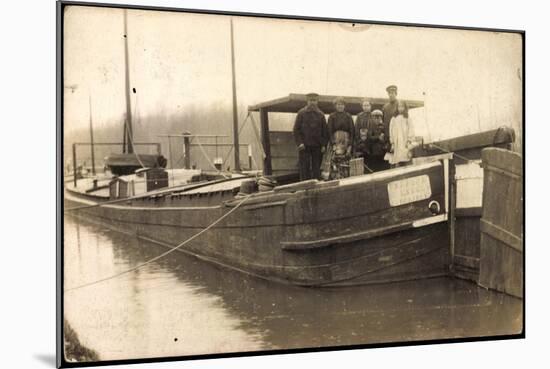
xmin=382 ymin=85 xmax=399 ymax=138
xmin=293 ymin=93 xmax=329 ymax=181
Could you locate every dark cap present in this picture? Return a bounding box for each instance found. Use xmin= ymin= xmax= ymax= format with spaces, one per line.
xmin=333 ymin=96 xmax=345 ymax=105
xmin=386 ymin=85 xmax=398 ymax=93
xmin=305 ymin=92 xmax=319 ymax=99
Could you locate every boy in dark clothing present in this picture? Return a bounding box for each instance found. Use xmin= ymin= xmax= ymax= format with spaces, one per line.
xmin=366 ymin=109 xmax=390 ymax=172
xmin=354 ymin=99 xmax=372 ymax=171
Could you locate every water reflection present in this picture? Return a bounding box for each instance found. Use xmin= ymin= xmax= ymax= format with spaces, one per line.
xmin=64 ymin=216 xmax=522 ymax=361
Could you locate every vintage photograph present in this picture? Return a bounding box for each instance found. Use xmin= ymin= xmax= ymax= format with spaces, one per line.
xmin=59 ymin=2 xmax=524 ymax=366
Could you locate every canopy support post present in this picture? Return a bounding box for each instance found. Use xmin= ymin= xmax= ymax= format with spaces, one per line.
xmin=259 ymin=108 xmax=272 ymax=175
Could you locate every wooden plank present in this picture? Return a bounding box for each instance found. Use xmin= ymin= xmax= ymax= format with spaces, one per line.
xmin=481 ymin=150 xmax=523 ymax=240
xmin=454 ymin=216 xmax=481 ymax=258
xmin=478 ymin=147 xmax=523 ymax=298
xmin=272 ymin=169 xmax=298 ymax=176
xmin=411 ymin=128 xmax=515 ymax=161
xmin=432 ymin=127 xmax=515 ymax=153
xmin=481 ymin=147 xmax=522 ymax=176
xmin=479 ymin=235 xmax=523 ymax=298
xmin=454 ymin=264 xmax=480 ymax=283
xmin=281 ymin=220 xmax=413 ymax=250
xmin=480 ymin=219 xmax=523 ymax=253
xmin=484 ymin=163 xmax=522 ymax=180
xmin=455 ymin=207 xmax=482 ymax=217
xmin=412 ymin=153 xmax=453 ymax=164
xmin=350 ymin=158 xmax=364 ymax=176
xmin=454 ymin=255 xmax=480 ymax=269
xmin=274 ymin=179 xmax=319 ymax=193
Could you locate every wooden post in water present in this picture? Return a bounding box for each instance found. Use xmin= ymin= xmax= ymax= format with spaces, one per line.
xmin=230 ymin=18 xmax=241 ymax=171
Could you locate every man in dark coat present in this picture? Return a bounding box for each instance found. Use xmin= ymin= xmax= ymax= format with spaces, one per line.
xmin=382 ymin=85 xmax=399 ymax=137
xmin=293 ymin=93 xmax=329 ymax=181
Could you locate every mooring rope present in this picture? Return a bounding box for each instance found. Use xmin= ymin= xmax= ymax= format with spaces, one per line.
xmin=64 ymin=194 xmax=251 ymax=293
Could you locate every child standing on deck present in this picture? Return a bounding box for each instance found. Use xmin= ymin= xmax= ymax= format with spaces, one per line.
xmin=387 ymin=100 xmax=414 ymax=167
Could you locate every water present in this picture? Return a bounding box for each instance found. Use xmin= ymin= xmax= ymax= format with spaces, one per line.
xmin=63 ymin=216 xmax=523 ymax=362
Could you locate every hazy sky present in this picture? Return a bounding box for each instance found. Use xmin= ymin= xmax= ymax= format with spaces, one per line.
xmin=64 ymin=5 xmax=522 ymax=142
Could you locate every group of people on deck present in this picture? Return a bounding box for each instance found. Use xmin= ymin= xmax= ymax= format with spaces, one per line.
xmin=293 ymin=85 xmax=415 ymax=181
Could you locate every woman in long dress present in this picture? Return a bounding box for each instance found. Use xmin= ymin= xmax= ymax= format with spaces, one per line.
xmin=387 ymin=100 xmax=414 ymax=167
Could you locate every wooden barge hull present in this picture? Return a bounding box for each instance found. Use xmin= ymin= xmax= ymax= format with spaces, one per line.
xmin=65 ymin=160 xmax=451 ymax=287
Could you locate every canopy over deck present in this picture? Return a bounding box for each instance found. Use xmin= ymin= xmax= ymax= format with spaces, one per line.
xmin=248 ymin=93 xmax=424 ymax=115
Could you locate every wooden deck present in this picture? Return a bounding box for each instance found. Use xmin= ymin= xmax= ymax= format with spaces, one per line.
xmin=66 ymin=169 xmax=234 ymax=198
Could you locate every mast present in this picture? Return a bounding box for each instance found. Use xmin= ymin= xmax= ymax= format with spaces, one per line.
xmin=88 ymin=94 xmax=96 ymax=175
xmin=123 ymin=9 xmax=134 ymax=154
xmin=230 ymin=17 xmax=240 ymax=171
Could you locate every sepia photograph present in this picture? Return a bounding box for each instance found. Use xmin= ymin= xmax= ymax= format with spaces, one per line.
xmin=58 ymin=1 xmax=524 ymax=366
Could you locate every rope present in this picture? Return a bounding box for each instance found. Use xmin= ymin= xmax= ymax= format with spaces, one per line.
xmin=123 ymin=95 xmax=148 ymax=169
xmin=124 ymin=118 xmax=147 ymax=169
xmin=222 ymin=112 xmax=250 ymax=166
xmin=250 ymin=148 xmax=259 ymax=170
xmin=248 ymin=113 xmax=267 ymax=159
xmin=194 ymin=137 xmax=229 ymax=178
xmin=64 ymin=194 xmax=251 ymax=293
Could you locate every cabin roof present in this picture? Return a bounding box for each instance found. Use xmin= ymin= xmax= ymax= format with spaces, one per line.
xmin=248 ymin=93 xmax=424 ymax=115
